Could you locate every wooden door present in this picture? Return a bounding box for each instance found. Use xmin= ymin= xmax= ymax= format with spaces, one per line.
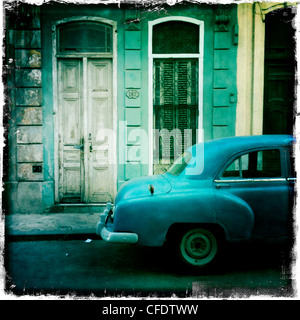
xmin=86 ymin=59 xmax=113 ymax=202
xmin=58 ymin=59 xmax=83 ymax=202
xmin=58 ymin=58 xmax=113 ymax=203
xmin=263 ymin=8 xmax=295 ymax=134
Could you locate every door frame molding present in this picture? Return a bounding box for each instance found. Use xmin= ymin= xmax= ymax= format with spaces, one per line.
xmin=52 ymin=16 xmax=117 ymax=203
xmin=148 ymin=16 xmax=204 ymax=175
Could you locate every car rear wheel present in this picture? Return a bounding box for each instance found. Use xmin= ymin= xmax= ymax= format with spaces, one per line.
xmin=178 ymin=228 xmax=218 ymax=268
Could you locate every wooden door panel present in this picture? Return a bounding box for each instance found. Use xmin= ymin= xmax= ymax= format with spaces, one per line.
xmin=87 ymin=59 xmax=113 ymax=202
xmin=64 ymin=167 xmax=81 ymax=195
xmin=63 ymin=98 xmax=81 ymax=145
xmin=58 ymin=59 xmax=83 ymax=202
xmin=91 ymin=98 xmax=109 ymax=143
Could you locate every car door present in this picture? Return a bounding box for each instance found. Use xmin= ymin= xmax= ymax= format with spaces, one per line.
xmin=214 ymin=148 xmax=290 ymax=240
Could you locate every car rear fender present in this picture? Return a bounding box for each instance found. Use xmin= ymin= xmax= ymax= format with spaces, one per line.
xmin=214 ymin=192 xmax=255 ymax=241
xmin=113 ymin=191 xmax=217 ymax=247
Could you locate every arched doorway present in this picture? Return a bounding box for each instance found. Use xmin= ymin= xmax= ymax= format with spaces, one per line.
xmin=263 ymin=7 xmax=296 ymax=134
xmin=53 ymin=17 xmax=117 ymax=203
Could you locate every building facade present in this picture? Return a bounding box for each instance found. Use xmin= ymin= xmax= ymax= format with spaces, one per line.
xmin=3 ymin=1 xmax=296 ymax=214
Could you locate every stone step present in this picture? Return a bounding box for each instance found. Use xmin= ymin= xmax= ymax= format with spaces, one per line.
xmin=44 ymin=204 xmax=107 ymax=214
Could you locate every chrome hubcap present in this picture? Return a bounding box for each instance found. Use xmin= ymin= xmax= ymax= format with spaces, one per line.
xmin=180 ymin=228 xmax=217 ymax=266
xmin=185 ymin=233 xmax=211 ymax=259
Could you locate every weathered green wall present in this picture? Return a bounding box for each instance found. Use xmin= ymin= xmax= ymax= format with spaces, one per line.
xmin=5 ymin=4 xmax=45 ymax=213
xmin=121 ymin=3 xmax=238 ymax=184
xmin=5 ymin=2 xmax=238 ymax=213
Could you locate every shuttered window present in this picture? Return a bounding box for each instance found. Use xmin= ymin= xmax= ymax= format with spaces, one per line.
xmin=153 ymin=59 xmax=198 ymax=174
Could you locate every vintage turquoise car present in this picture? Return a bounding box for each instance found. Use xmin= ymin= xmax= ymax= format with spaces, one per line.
xmin=96 ymin=135 xmax=295 ymax=268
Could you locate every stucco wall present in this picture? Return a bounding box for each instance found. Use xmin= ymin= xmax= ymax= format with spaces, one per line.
xmin=4 ymin=4 xmax=45 ymax=214
xmin=4 ymin=2 xmax=238 ymax=213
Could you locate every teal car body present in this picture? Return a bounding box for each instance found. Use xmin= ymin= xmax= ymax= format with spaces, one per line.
xmin=97 ymin=135 xmax=295 ymax=267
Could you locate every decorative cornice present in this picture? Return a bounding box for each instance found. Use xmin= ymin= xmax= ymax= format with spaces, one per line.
xmin=215 ymin=5 xmax=231 ymax=31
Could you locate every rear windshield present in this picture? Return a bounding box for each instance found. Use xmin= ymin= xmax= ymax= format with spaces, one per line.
xmin=167 ymin=151 xmax=192 ymax=176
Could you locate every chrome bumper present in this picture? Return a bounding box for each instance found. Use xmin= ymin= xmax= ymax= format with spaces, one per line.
xmin=100 ymin=226 xmax=138 ymax=244
xmin=96 ymin=202 xmax=138 ymax=244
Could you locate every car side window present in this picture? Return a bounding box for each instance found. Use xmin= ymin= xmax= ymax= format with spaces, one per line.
xmin=222 ymin=149 xmax=282 ymax=179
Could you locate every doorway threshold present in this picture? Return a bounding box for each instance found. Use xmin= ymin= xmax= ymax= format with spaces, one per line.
xmin=44 ymin=203 xmax=110 ymax=214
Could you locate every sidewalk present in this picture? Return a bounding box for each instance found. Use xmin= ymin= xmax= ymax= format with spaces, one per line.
xmin=3 ymin=210 xmax=104 ymax=240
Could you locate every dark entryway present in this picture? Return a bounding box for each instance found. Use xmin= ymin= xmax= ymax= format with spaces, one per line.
xmin=263 ymin=7 xmax=296 ymax=135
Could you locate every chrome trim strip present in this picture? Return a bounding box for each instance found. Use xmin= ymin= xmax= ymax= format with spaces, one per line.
xmin=214 ymin=178 xmax=287 ymax=183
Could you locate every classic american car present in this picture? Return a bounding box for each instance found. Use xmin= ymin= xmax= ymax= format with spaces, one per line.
xmin=96 ymin=135 xmax=296 ymax=268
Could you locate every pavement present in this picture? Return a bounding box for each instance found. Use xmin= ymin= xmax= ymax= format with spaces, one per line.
xmin=3 ymin=210 xmax=105 ymax=240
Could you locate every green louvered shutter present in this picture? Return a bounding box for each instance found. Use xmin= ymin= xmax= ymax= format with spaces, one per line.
xmin=153 ymin=59 xmax=198 ymax=174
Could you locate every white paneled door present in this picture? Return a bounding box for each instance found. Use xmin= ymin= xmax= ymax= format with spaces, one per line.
xmin=58 ymin=58 xmax=113 ymax=203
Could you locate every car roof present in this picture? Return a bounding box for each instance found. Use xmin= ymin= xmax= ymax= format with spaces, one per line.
xmin=186 ymin=135 xmax=294 ymax=179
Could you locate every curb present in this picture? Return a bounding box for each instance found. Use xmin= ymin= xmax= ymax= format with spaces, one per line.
xmin=6 ymin=233 xmax=102 ymax=242
xmin=4 ymin=212 xmax=102 ymax=241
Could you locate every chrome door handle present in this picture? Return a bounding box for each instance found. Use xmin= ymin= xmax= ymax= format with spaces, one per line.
xmin=215 ymin=183 xmax=230 ymax=188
